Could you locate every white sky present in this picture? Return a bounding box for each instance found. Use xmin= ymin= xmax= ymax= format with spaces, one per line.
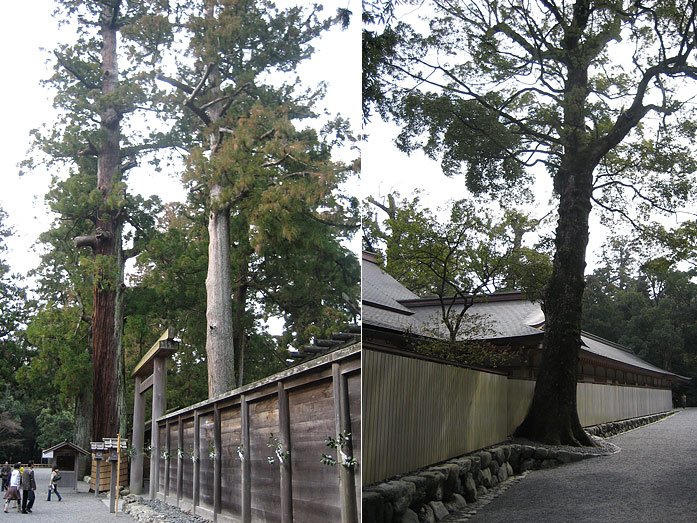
xmin=0 ymin=0 xmax=361 ymax=279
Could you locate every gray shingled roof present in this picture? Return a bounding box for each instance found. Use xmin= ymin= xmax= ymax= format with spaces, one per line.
xmin=362 ymin=256 xmax=419 ymax=314
xmin=363 ymin=251 xmax=679 ymax=378
xmin=580 ymin=333 xmax=675 ymax=376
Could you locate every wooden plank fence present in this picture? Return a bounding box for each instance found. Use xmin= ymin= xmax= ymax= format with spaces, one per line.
xmin=153 ymin=344 xmax=360 ymax=523
xmin=365 ymin=347 xmax=674 ymax=485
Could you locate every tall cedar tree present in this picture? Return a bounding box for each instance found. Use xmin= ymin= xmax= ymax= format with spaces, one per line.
xmin=158 ymin=0 xmax=343 ymax=396
xmin=380 ymin=0 xmax=697 ymax=444
xmin=31 ymin=1 xmax=174 ymax=439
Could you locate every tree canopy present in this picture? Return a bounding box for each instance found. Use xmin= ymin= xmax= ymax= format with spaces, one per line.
xmin=372 ymin=0 xmax=697 ymax=445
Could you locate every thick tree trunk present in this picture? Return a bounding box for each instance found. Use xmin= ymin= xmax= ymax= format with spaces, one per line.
xmin=91 ymin=3 xmax=123 ymax=440
xmin=205 ymin=183 xmax=236 ymax=397
xmin=514 ymin=38 xmax=596 ymax=445
xmin=514 ymin=163 xmax=596 ymax=445
xmin=74 ymin=387 xmax=93 ymax=475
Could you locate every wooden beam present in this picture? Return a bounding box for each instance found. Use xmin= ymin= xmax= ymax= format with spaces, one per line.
xmin=333 ymin=363 xmax=358 ymax=523
xmin=193 ymin=411 xmax=200 ymax=512
xmin=138 ymin=374 xmax=154 ymax=394
xmin=278 ymin=382 xmax=292 ymax=523
xmin=213 ymin=405 xmax=222 ymax=521
xmin=177 ymin=417 xmax=183 ymax=505
xmin=130 ymin=375 xmax=145 ymax=495
xmin=241 ymin=395 xmax=251 ymax=523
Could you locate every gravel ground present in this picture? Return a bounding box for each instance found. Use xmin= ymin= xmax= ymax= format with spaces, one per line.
xmin=124 ymin=496 xmax=210 ymax=523
xmin=464 ymin=409 xmax=697 ymax=522
xmin=1 ymin=467 xmax=133 ymax=522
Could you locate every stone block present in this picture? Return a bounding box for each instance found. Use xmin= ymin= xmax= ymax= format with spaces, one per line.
xmin=362 ymin=491 xmax=387 ymax=523
xmin=418 ymin=471 xmax=445 ymax=501
xmin=506 ymin=462 xmax=513 ymax=477
xmin=469 ymin=455 xmax=481 ymax=472
xmin=448 ymin=457 xmax=472 ymax=475
xmin=431 ymin=463 xmax=461 ymax=498
xmin=429 ymin=501 xmax=450 ymax=521
xmin=418 ymin=504 xmax=436 ymax=523
xmin=368 ymin=480 xmax=415 ymax=516
xmin=478 ymin=451 xmax=492 ymax=469
xmin=446 ymin=493 xmax=467 ymax=512
xmin=463 ymin=474 xmax=477 ymax=503
xmin=497 ymin=463 xmax=508 ymax=483
xmin=491 ymin=447 xmax=505 ymax=465
xmin=401 ymin=475 xmax=428 ymax=508
xmin=489 ymin=460 xmax=500 ymax=477
xmin=534 ymin=447 xmax=549 ymax=460
xmin=481 ymin=468 xmax=493 ymax=488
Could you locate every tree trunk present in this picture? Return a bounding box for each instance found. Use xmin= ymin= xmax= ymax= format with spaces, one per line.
xmin=205 ymin=183 xmax=236 ymax=397
xmin=91 ymin=3 xmax=123 ymax=440
xmin=514 ymin=42 xmax=596 ymax=445
xmin=513 ymin=163 xmax=596 ymax=445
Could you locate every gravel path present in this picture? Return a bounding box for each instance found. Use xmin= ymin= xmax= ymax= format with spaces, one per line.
xmin=2 ymin=467 xmax=133 ymax=522
xmin=465 ymin=408 xmax=697 ymax=522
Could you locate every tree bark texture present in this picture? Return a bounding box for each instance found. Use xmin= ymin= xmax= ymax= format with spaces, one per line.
xmin=202 ymin=0 xmax=237 ymax=398
xmin=205 ymin=184 xmax=237 ymax=397
xmin=91 ymin=3 xmax=124 ymax=440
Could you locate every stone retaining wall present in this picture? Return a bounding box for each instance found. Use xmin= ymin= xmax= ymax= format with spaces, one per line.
xmin=363 ymin=411 xmax=674 ymax=523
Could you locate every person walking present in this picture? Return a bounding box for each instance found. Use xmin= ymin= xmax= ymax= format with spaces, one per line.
xmin=47 ymin=466 xmax=62 ymax=502
xmin=0 ymin=462 xmax=10 ymax=492
xmin=20 ymin=461 xmax=36 ymax=514
xmin=3 ymin=463 xmax=21 ymax=513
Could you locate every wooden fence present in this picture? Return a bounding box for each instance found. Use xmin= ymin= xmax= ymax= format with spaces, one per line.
xmin=364 ymin=348 xmax=674 ymax=485
xmin=153 ymin=343 xmax=360 ymax=523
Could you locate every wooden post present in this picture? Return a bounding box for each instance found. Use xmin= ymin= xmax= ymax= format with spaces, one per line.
xmin=193 ymin=411 xmax=200 ymax=513
xmin=164 ymin=421 xmax=171 ymax=500
xmin=149 ymin=355 xmax=167 ymax=499
xmin=278 ymin=382 xmax=292 ymax=523
xmin=213 ymin=406 xmax=222 ymax=521
xmin=131 ymin=375 xmax=145 ymax=495
xmin=177 ymin=417 xmax=184 ymax=506
xmin=241 ymin=396 xmax=251 ymax=523
xmin=94 ymin=460 xmax=101 ymax=498
xmin=333 ymin=363 xmax=358 ymax=523
xmin=115 ymin=433 xmax=122 ymax=513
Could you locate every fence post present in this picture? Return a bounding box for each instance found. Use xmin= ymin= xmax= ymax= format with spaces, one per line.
xmin=241 ymin=395 xmax=251 ymax=523
xmin=130 ymin=375 xmax=145 ymax=495
xmin=214 ymin=405 xmax=222 ymax=521
xmin=333 ymin=363 xmax=358 ymax=523
xmin=193 ymin=411 xmax=200 ymax=513
xmin=177 ymin=417 xmax=183 ymax=505
xmin=278 ymin=382 xmax=293 ymax=523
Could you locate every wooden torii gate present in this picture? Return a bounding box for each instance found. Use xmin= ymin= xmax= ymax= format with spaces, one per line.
xmin=130 ymin=329 xmax=178 ymax=497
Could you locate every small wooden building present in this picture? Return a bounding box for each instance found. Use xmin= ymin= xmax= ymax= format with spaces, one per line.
xmin=41 ymin=441 xmax=90 ymax=490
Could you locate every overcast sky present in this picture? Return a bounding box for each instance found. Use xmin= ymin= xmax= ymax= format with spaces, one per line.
xmin=0 ymin=0 xmax=361 ymax=279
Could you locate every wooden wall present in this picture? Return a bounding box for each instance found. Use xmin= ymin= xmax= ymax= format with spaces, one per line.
xmin=363 ymin=349 xmax=509 ymax=486
xmin=365 ymin=348 xmax=674 ymax=485
xmin=153 ymin=344 xmax=360 ymax=523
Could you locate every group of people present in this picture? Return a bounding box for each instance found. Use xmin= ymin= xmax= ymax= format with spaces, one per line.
xmin=1 ymin=461 xmax=62 ymax=513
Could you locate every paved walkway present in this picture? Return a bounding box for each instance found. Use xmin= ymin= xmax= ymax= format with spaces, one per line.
xmin=466 ymin=408 xmax=697 ymax=522
xmin=2 ymin=468 xmax=133 ymax=522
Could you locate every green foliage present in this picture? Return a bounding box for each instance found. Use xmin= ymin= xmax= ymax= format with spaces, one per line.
xmin=583 ymin=238 xmax=697 ymax=381
xmin=367 ymin=193 xmax=551 ymax=348
xmin=35 ymin=409 xmax=75 ymax=451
